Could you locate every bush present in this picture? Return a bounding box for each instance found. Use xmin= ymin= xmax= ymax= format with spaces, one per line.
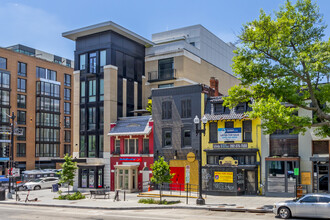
xmin=55 ymin=191 xmax=85 ymax=200
xmin=138 ymin=198 xmax=180 ymax=205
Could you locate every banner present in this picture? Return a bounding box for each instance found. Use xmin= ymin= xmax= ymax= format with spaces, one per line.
xmin=214 ymin=172 xmax=234 ymax=183
xmin=218 ymin=128 xmax=242 ymax=142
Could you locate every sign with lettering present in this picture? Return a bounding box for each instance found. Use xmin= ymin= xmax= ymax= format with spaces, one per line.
xmin=219 ymin=157 xmax=238 ymax=166
xmin=301 ymin=172 xmax=311 ymax=185
xmin=213 ymin=143 xmax=248 ymax=149
xmin=214 ymin=172 xmax=233 ymax=183
xmin=119 ymin=157 xmax=142 ymax=162
xmin=185 ymin=165 xmax=190 ymax=184
xmin=218 ymin=128 xmax=242 ymax=142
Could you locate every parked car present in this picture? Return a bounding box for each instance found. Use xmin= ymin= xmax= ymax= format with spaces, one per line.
xmin=23 ymin=177 xmax=60 ymax=190
xmin=273 ymin=194 xmax=330 ymax=219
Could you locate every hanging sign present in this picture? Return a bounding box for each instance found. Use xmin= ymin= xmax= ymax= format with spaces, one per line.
xmin=218 ymin=128 xmax=242 ymax=142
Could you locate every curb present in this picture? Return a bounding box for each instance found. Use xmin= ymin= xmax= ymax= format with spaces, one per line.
xmin=0 ymin=201 xmax=272 ymax=213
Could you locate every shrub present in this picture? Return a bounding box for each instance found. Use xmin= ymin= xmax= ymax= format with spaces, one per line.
xmin=55 ymin=191 xmax=85 ymax=200
xmin=138 ymin=198 xmax=180 ymax=205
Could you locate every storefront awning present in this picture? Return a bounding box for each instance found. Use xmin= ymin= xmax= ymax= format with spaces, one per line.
xmin=310 ymin=156 xmax=329 ymax=162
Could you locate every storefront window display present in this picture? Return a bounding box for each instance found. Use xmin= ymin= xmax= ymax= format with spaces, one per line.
xmin=78 ymin=166 xmax=104 ymax=189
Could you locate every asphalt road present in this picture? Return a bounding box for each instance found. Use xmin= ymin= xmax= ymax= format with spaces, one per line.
xmin=0 ymin=204 xmax=312 ymax=220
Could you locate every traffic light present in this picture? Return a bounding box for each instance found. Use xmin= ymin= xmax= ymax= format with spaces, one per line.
xmin=4 ymin=146 xmax=9 ymax=157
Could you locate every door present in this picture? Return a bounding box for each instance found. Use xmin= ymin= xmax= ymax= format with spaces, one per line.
xmin=142 ymin=169 xmax=150 ymax=191
xmin=170 ymin=167 xmax=185 ymax=191
xmin=295 ymin=196 xmax=317 ymax=218
xmin=245 ymin=170 xmax=256 ymax=195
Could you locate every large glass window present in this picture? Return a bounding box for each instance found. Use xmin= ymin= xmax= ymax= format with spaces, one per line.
xmin=0 ymin=71 xmax=10 ymax=88
xmin=36 ymin=128 xmax=60 ymax=142
xmin=18 ymin=62 xmax=27 ymax=76
xmin=1 ymin=90 xmax=10 ymax=106
xmin=99 ymin=135 xmax=104 ymax=158
xmin=163 ymin=129 xmax=172 ymax=148
xmin=64 ymin=88 xmax=71 ymax=101
xmin=17 ymin=127 xmax=26 ymax=141
xmin=89 ymin=52 xmax=97 ymax=74
xmin=100 ymin=79 xmax=104 ymax=101
xmin=88 ymin=80 xmax=96 ymax=102
xmin=36 ymin=113 xmax=60 ymax=127
xmin=80 ymin=108 xmax=85 ymax=131
xmin=64 ymin=116 xmax=71 ymax=128
xmin=100 ymin=50 xmax=106 ymax=69
xmin=0 ymin=57 xmax=6 ymax=69
xmin=88 ymin=107 xmax=96 ymax=130
xmin=36 ymin=97 xmax=60 ymax=112
xmin=79 ymin=167 xmax=104 ymax=189
xmin=36 ymin=67 xmax=56 ymax=80
xmin=270 ymin=130 xmax=298 ymax=157
xmin=17 ymin=110 xmax=26 ymax=125
xmin=124 ymin=139 xmax=138 ymax=154
xmin=64 ymin=144 xmax=71 ymax=156
xmin=143 ymin=138 xmax=149 ymax=154
xmin=64 ymin=102 xmax=71 ymax=114
xmin=17 ymin=94 xmax=26 ymax=108
xmin=35 ymin=143 xmax=59 ymax=157
xmin=209 ymin=122 xmax=218 ymax=143
xmin=182 ymin=129 xmax=191 ymax=147
xmin=64 ymin=130 xmax=71 ymax=143
xmin=80 ymin=54 xmax=86 ymax=70
xmin=158 ymin=58 xmax=174 ymax=80
xmin=17 ymin=78 xmax=26 ymax=93
xmin=0 ymin=107 xmax=10 ymax=123
xmin=64 ymin=74 xmax=71 ymax=87
xmin=36 ymin=81 xmax=60 ymax=98
xmin=181 ymin=99 xmax=191 ymax=118
xmin=243 ymin=120 xmax=252 ymax=142
xmin=162 ymin=101 xmax=172 ymax=119
xmin=80 ymin=81 xmax=85 ymax=103
xmin=88 ymin=135 xmax=96 ymax=157
xmin=80 ymin=135 xmax=86 ymax=157
xmin=16 ymin=143 xmax=26 ymax=157
xmin=99 ymin=107 xmax=104 ymax=129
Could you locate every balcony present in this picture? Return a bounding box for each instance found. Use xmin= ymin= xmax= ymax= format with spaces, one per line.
xmin=148 ymin=69 xmax=176 ymax=82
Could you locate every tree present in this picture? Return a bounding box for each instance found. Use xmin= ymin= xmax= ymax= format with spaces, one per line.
xmin=150 ymin=156 xmax=174 ymax=202
xmin=223 ymin=0 xmax=330 ymax=137
xmin=146 ymin=99 xmax=152 ymax=114
xmin=58 ymin=154 xmax=77 ymax=194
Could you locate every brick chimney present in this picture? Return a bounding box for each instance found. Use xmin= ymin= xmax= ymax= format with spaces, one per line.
xmin=210 ymin=77 xmax=219 ymax=96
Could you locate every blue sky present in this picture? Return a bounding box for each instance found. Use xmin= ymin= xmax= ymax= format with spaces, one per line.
xmin=1 ymin=0 xmax=330 ymax=60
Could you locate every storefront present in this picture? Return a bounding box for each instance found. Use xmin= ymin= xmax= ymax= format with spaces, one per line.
xmin=265 ymin=157 xmax=299 ymax=197
xmin=203 ymin=148 xmax=260 ymax=195
xmin=78 ymin=165 xmax=104 ymax=189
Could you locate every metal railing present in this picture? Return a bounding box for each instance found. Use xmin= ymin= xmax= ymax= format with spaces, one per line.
xmin=147 ymin=69 xmax=176 ymax=82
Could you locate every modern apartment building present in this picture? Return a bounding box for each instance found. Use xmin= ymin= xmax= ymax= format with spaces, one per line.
xmin=62 ymin=21 xmax=153 ymax=190
xmin=0 ymin=45 xmax=73 ymax=173
xmin=144 ymin=25 xmax=240 ymax=107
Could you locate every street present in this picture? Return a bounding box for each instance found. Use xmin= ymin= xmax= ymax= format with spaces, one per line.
xmin=0 ymin=204 xmax=311 ymax=220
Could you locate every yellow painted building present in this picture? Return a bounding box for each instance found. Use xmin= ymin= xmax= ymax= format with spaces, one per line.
xmin=201 ymin=96 xmax=262 ymax=195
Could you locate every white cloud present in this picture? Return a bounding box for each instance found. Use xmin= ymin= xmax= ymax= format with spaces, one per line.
xmin=0 ymin=3 xmax=74 ymax=59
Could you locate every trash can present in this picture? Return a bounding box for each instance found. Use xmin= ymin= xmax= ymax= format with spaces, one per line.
xmin=0 ymin=188 xmax=6 ymax=201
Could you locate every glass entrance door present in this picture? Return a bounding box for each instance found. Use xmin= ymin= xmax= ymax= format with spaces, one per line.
xmin=313 ymin=162 xmax=329 ymax=193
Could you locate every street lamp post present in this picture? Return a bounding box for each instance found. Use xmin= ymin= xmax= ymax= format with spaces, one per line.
xmin=7 ymin=112 xmax=15 ymax=199
xmin=194 ymin=115 xmax=207 ymax=205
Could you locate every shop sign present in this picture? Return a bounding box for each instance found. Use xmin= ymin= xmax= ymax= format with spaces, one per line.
xmin=214 ymin=171 xmax=233 ymax=183
xmin=185 ymin=165 xmax=190 ymax=184
xmin=119 ymin=157 xmax=142 ymax=162
xmin=294 ymin=168 xmax=299 ymax=176
xmin=213 ymin=143 xmax=248 ymax=149
xmin=219 ymin=156 xmax=238 ymax=166
xmin=218 ymin=128 xmax=242 ymax=142
xmin=187 ymin=152 xmax=195 ymax=162
xmin=301 ymin=172 xmax=311 ymax=185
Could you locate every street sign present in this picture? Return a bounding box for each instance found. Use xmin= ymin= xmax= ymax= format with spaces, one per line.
xmin=294 ymin=168 xmax=299 ymax=176
xmin=185 ymin=165 xmax=190 ymax=184
xmin=0 ymin=157 xmax=9 ymax=162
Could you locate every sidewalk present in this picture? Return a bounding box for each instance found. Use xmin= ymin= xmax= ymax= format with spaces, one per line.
xmin=0 ymin=188 xmax=293 ymax=213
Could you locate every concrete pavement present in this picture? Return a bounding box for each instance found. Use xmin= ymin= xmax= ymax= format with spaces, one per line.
xmin=0 ymin=188 xmax=293 ymax=213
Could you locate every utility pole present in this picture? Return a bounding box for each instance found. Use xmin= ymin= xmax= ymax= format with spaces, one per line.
xmin=7 ymin=112 xmax=15 ymax=199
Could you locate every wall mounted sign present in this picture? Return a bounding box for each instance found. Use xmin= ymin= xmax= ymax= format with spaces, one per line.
xmin=219 ymin=156 xmax=238 ymax=166
xmin=214 ymin=171 xmax=234 ymax=183
xmin=213 ymin=143 xmax=248 ymax=149
xmin=301 ymin=172 xmax=311 ymax=185
xmin=185 ymin=165 xmax=190 ymax=184
xmin=294 ymin=168 xmax=299 ymax=176
xmin=186 ymin=152 xmax=196 ymax=162
xmin=119 ymin=157 xmax=142 ymax=162
xmin=218 ymin=128 xmax=242 ymax=142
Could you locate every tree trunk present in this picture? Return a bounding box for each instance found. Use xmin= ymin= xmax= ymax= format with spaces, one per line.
xmin=159 ymin=183 xmax=162 ymax=203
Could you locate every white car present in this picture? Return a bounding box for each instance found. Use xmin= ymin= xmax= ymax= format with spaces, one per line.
xmin=23 ymin=177 xmax=60 ymax=190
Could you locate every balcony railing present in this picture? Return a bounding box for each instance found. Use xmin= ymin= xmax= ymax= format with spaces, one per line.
xmin=148 ymin=69 xmax=176 ymax=82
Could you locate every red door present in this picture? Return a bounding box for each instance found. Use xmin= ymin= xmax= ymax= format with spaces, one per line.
xmin=170 ymin=167 xmax=185 ymax=191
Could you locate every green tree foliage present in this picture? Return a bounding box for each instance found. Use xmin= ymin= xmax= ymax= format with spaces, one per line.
xmin=146 ymin=99 xmax=152 ymax=114
xmin=150 ymin=156 xmax=174 ymax=202
xmin=58 ymin=154 xmax=77 ymax=194
xmin=223 ymin=0 xmax=330 ymax=137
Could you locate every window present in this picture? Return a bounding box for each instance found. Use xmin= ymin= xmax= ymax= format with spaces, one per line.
xmin=36 ymin=67 xmax=56 ymax=80
xmin=100 ymin=50 xmax=106 ymax=69
xmin=181 ymin=99 xmax=191 ymax=118
xmin=235 ymin=103 xmax=245 ymax=113
xmin=17 ymin=78 xmax=26 ymax=92
xmin=64 ymin=74 xmax=71 ymax=87
xmin=36 ymin=97 xmax=60 ymax=112
xmin=163 ymin=129 xmax=172 ymax=148
xmin=64 ymin=144 xmax=71 ymax=156
xmin=17 ymin=94 xmax=26 ymax=108
xmin=17 ymin=111 xmax=26 ymax=124
xmin=36 ymin=113 xmax=60 ymax=127
xmin=80 ymin=108 xmax=85 ymax=130
xmin=88 ymin=80 xmax=96 ymax=102
xmin=214 ymin=103 xmax=223 ymax=114
xmin=88 ymin=135 xmax=96 ymax=157
xmin=0 ymin=108 xmax=10 ymax=123
xmin=80 ymin=81 xmax=85 ymax=103
xmin=158 ymin=58 xmax=174 ymax=80
xmin=270 ymin=130 xmax=298 ymax=157
xmin=207 ymin=155 xmax=218 ymax=165
xmin=17 ymin=143 xmax=26 ymax=157
xmin=64 ymin=116 xmax=71 ymax=128
xmin=209 ymin=122 xmax=218 ymax=143
xmin=36 ymin=82 xmax=60 ymax=97
xmin=100 ymin=79 xmax=104 ymax=101
xmin=124 ymin=139 xmax=138 ymax=154
xmin=79 ymin=167 xmax=104 ymax=189
xmin=65 ymin=130 xmax=71 ymax=143
xmin=115 ymin=139 xmax=121 ymax=154
xmin=89 ymin=52 xmax=97 ymax=73
xmin=99 ymin=135 xmax=104 ymax=157
xmin=300 ymin=196 xmax=318 ymax=203
xmin=319 ymin=196 xmax=330 ymax=203
xmin=0 ymin=71 xmax=10 ymax=88
xmin=225 ymin=121 xmax=234 ymax=143
xmin=35 ymin=144 xmax=59 ymax=157
xmin=88 ymin=107 xmax=96 ymax=130
xmin=158 ymin=83 xmax=174 ymax=88
xmin=64 ymin=88 xmax=71 ymax=101
xmin=18 ymin=62 xmax=27 ymax=76
xmin=64 ymin=102 xmax=71 ymax=114
xmin=182 ymin=129 xmax=191 ymax=147
xmin=243 ymin=120 xmax=252 ymax=142
xmin=0 ymin=90 xmax=10 ymax=106
xmin=36 ymin=128 xmax=60 ymax=142
xmin=80 ymin=135 xmax=86 ymax=157
xmin=17 ymin=127 xmax=26 ymax=141
xmin=143 ymin=139 xmax=149 ymax=154
xmin=0 ymin=57 xmax=6 ymax=69
xmin=162 ymin=101 xmax=172 ymax=119
xmin=99 ymin=107 xmax=104 ymax=128
xmin=79 ymin=54 xmax=86 ymax=70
